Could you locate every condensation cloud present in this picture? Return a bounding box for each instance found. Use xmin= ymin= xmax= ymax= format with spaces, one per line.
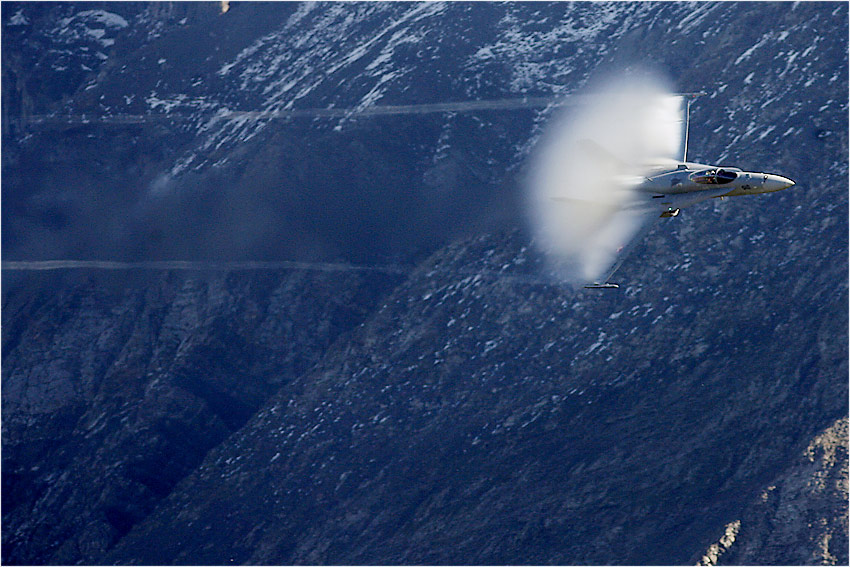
xmin=527 ymin=73 xmax=683 ymax=286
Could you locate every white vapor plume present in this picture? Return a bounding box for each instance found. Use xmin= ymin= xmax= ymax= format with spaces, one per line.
xmin=527 ymin=72 xmax=683 ymax=286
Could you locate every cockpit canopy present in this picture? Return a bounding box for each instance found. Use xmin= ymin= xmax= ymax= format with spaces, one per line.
xmin=689 ymin=169 xmax=738 ymax=185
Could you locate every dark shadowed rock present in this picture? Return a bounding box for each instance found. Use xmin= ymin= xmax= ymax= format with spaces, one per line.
xmin=2 ymin=270 xmax=400 ymax=564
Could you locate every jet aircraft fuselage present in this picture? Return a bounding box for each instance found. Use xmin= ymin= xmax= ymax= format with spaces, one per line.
xmin=633 ymin=160 xmax=795 ymax=217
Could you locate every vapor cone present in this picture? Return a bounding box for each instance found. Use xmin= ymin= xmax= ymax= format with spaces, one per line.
xmin=528 ymin=74 xmax=683 ymax=286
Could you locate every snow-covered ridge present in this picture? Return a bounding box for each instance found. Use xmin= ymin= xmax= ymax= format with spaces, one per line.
xmin=165 ymin=2 xmax=451 ymax=176
xmin=54 ymin=9 xmax=128 ymax=49
xmin=32 ymin=2 xmax=838 ymax=184
xmin=154 ymin=3 xmax=654 ymax=177
xmin=158 ymin=2 xmax=717 ymax=177
xmin=8 ymin=9 xmax=29 ymax=26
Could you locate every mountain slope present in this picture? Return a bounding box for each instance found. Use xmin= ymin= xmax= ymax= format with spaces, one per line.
xmin=104 ymin=220 xmax=847 ymax=564
xmin=2 ymin=270 xmax=401 ymax=565
xmin=705 ymin=417 xmax=848 ymax=566
xmin=2 ymin=2 xmax=847 ymax=565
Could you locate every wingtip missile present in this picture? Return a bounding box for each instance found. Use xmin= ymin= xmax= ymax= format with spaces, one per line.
xmin=584 ymin=283 xmax=620 ymax=289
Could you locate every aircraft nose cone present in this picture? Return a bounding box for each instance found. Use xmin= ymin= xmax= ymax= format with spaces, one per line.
xmin=764 ymin=174 xmax=795 ymax=192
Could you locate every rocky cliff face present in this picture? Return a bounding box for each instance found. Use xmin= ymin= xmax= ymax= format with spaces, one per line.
xmin=3 ymin=2 xmax=847 ymax=565
xmin=2 ymin=269 xmax=401 ymax=564
xmin=101 ymin=226 xmax=847 ymax=565
xmin=704 ymin=417 xmax=848 ymax=566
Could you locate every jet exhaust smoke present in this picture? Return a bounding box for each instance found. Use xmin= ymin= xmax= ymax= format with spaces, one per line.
xmin=527 ymin=73 xmax=683 ymax=286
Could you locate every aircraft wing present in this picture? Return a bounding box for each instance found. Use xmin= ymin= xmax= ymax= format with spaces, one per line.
xmin=546 ymin=193 xmax=659 ymax=287
xmin=584 ymin=197 xmax=659 ymax=287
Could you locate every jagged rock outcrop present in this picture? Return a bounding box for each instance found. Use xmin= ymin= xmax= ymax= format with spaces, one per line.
xmin=704 ymin=417 xmax=848 ymax=566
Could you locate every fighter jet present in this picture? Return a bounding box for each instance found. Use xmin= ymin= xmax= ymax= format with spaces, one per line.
xmin=564 ymin=93 xmax=795 ymax=289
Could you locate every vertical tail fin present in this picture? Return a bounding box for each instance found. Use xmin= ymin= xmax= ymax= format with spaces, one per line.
xmin=683 ymin=97 xmax=691 ymax=163
xmin=682 ymin=92 xmax=706 ymax=163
